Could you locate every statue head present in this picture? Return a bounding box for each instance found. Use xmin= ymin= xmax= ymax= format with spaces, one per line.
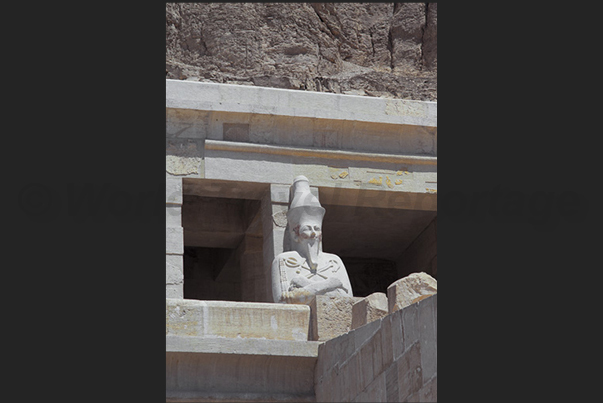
xmin=287 ymin=176 xmax=325 ymax=268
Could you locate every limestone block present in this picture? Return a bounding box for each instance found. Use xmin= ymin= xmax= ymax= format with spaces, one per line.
xmin=166 ymin=255 xmax=183 ymax=285
xmin=166 ymin=155 xmax=201 ymax=176
xmin=165 ymin=177 xmax=182 ymax=205
xmin=419 ymin=375 xmax=437 ymax=402
xmin=396 ymin=341 xmax=423 ymax=402
xmin=166 ymin=335 xmax=320 ymax=358
xmin=166 ymin=227 xmax=184 ymax=254
xmin=387 ymin=272 xmax=437 ymax=313
xmin=309 ymin=295 xmax=363 ymax=341
xmin=166 ymin=299 xmax=311 ymax=341
xmin=340 ymin=353 xmax=362 ymax=402
xmin=351 ymin=292 xmax=389 ymax=330
xmin=165 ymin=205 xmax=181 ymax=227
xmin=418 ymin=294 xmax=437 ymax=381
xmin=353 ymin=370 xmax=387 ymax=402
xmin=314 ymin=329 xmax=356 ymax=381
xmin=166 ymin=284 xmax=183 ymax=299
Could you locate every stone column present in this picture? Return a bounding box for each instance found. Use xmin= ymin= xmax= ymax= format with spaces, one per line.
xmin=166 ymin=177 xmax=184 ymax=298
xmin=240 ymin=235 xmax=266 ymax=302
xmin=261 ymin=183 xmax=319 ymax=303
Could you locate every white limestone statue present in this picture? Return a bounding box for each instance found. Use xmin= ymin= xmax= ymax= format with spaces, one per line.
xmin=272 ymin=176 xmax=353 ymax=304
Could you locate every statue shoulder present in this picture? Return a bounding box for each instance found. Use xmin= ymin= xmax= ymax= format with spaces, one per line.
xmin=322 ymin=253 xmax=344 ymax=263
xmin=273 ymin=251 xmax=303 ymax=265
xmin=275 ymin=251 xmax=302 ymax=260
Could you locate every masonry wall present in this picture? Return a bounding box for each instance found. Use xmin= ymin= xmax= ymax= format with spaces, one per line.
xmin=166 ymin=177 xmax=184 ymax=298
xmin=314 ymin=294 xmax=437 ymax=402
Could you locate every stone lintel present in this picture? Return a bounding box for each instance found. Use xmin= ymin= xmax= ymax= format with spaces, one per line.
xmin=166 ymin=80 xmax=437 ymax=128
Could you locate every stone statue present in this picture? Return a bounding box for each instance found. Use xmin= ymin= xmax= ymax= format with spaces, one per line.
xmin=272 ymin=176 xmax=353 ymax=304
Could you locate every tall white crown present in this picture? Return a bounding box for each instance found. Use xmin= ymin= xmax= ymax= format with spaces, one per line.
xmin=287 ymin=176 xmax=325 ymax=225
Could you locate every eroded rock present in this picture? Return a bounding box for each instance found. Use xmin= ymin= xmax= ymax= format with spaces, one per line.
xmin=166 ymin=3 xmax=437 ymax=101
xmin=351 ymin=292 xmax=388 ymax=330
xmin=387 ymin=272 xmax=437 ymax=313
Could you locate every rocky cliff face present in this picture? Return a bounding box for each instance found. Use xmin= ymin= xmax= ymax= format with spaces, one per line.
xmin=166 ymin=3 xmax=436 ymax=101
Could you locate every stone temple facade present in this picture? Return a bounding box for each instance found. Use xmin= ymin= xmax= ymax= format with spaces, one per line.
xmin=165 ymin=79 xmax=437 ymax=402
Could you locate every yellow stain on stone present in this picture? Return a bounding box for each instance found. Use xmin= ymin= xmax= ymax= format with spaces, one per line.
xmin=331 ymin=174 xmax=339 ymax=179
xmin=338 ymin=171 xmax=349 ymax=179
xmin=425 ymin=188 xmax=437 ymax=193
xmin=368 ymin=176 xmax=382 ymax=185
xmin=396 ymin=171 xmax=404 ymax=176
xmin=385 ymin=176 xmax=393 ymax=189
xmin=395 ymin=179 xmax=403 ymax=185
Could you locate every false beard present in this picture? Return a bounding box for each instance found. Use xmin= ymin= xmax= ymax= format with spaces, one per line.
xmin=303 ymin=239 xmax=321 ymax=270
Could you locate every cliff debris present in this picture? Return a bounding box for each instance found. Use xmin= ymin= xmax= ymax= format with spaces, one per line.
xmin=166 ymin=3 xmax=437 ymax=101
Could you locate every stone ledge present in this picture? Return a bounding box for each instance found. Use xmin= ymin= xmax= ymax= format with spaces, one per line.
xmin=166 ymin=335 xmax=320 ymax=357
xmin=166 ymin=299 xmax=311 ymax=341
xmin=166 ymin=80 xmax=437 ymax=127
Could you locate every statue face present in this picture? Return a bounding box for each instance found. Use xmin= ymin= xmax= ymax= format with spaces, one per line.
xmin=299 ymin=224 xmax=322 ymax=242
xmin=294 ymin=222 xmax=322 ymax=269
xmin=293 ymin=221 xmax=322 ymax=244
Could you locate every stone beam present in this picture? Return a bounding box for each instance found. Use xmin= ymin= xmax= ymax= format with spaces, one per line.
xmin=204 ymin=140 xmax=437 ymax=197
xmin=166 ymin=79 xmax=437 ymax=128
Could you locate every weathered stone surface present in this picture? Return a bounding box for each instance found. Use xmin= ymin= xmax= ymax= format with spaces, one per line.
xmin=397 ymin=341 xmax=423 ymax=402
xmin=165 ymin=206 xmax=181 ymax=227
xmin=166 ymin=3 xmax=436 ymax=101
xmin=166 ymin=298 xmax=311 ymax=341
xmin=351 ymin=291 xmax=388 ymax=330
xmin=387 ymin=271 xmax=437 ymax=313
xmin=417 ymin=294 xmax=437 ymax=381
xmin=166 ymin=80 xmax=437 ymax=128
xmin=353 ymin=370 xmax=387 ymax=403
xmin=166 ymin=334 xmax=319 ymax=357
xmin=167 ymin=335 xmax=319 ymax=402
xmin=166 ymin=284 xmax=182 ymax=299
xmin=419 ymin=374 xmax=437 ymax=402
xmin=166 ymin=226 xmax=183 ymax=255
xmin=309 ymin=295 xmax=363 ymax=341
xmin=313 ymin=292 xmax=437 ymax=402
xmin=165 ymin=177 xmax=182 ymax=205
xmin=165 ymin=255 xmax=183 ymax=285
xmin=166 ymin=155 xmax=201 ymax=176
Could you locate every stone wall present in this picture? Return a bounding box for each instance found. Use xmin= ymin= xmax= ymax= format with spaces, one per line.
xmin=314 ymin=293 xmax=437 ymax=402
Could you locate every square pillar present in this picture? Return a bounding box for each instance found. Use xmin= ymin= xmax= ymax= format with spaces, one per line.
xmin=166 ymin=177 xmax=184 ymax=299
